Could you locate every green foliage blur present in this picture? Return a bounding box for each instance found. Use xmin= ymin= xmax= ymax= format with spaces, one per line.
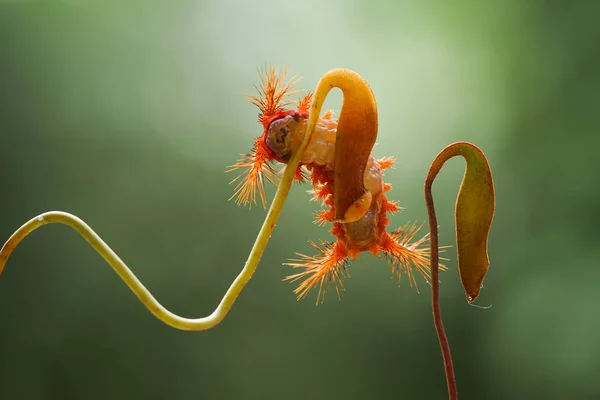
xmin=1 ymin=1 xmax=598 ymax=399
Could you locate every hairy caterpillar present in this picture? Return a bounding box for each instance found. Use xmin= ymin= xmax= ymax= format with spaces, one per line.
xmin=229 ymin=67 xmax=438 ymax=303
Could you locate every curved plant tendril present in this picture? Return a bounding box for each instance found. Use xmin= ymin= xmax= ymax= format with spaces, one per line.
xmin=424 ymin=141 xmax=496 ymax=399
xmin=0 ymin=69 xmax=368 ymax=331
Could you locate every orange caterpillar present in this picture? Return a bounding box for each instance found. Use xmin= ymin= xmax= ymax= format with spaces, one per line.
xmin=229 ymin=67 xmax=435 ymax=303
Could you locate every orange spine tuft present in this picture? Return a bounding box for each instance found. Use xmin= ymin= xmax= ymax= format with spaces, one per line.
xmin=284 ymin=240 xmax=350 ymax=304
xmin=227 ymin=138 xmax=278 ymax=208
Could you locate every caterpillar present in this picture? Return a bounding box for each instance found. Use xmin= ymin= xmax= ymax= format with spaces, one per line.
xmin=228 ymin=66 xmax=437 ymax=303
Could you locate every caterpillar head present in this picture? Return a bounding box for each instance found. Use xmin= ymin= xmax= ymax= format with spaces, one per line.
xmin=227 ymin=66 xmax=311 ymax=208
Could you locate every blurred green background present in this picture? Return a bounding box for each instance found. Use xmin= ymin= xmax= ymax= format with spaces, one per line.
xmin=1 ymin=1 xmax=598 ymax=399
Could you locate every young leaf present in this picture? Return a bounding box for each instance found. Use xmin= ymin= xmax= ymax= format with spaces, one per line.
xmin=425 ymin=141 xmax=496 ymax=302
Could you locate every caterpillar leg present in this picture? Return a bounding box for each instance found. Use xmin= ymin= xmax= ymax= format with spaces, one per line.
xmin=380 ymin=222 xmax=445 ymax=291
xmin=284 ymin=240 xmax=350 ymax=304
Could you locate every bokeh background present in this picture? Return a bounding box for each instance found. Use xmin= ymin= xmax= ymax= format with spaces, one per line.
xmin=1 ymin=1 xmax=598 ymax=399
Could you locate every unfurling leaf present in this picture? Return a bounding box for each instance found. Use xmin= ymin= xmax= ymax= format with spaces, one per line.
xmin=425 ymin=141 xmax=495 ymax=302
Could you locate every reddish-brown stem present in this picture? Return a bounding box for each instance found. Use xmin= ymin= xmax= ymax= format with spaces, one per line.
xmin=425 ymin=185 xmax=458 ymax=399
xmin=424 ymin=141 xmax=495 ymax=399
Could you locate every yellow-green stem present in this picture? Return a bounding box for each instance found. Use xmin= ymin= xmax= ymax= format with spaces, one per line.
xmin=0 ymin=68 xmax=355 ymax=331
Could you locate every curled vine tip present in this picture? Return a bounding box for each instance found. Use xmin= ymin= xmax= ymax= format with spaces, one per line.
xmin=426 ymin=141 xmax=496 ymax=302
